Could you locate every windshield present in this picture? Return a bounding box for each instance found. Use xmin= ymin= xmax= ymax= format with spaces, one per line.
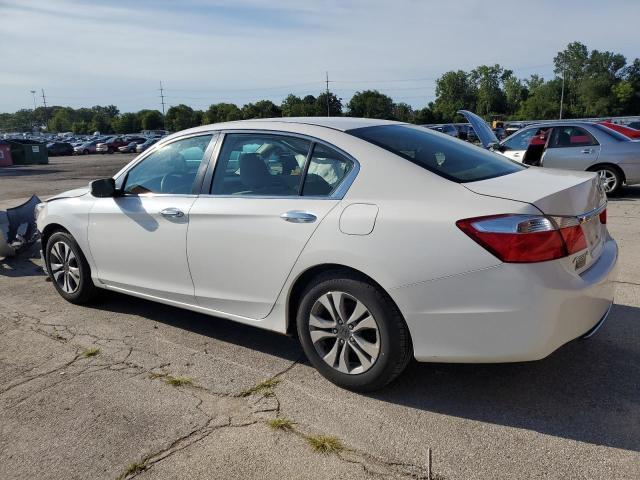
xmin=347 ymin=124 xmax=525 ymax=182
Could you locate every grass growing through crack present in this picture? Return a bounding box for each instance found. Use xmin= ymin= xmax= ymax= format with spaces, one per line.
xmin=306 ymin=435 xmax=344 ymax=454
xmin=239 ymin=377 xmax=280 ymax=397
xmin=119 ymin=462 xmax=146 ymax=478
xmin=267 ymin=417 xmax=295 ymax=432
xmin=150 ymin=373 xmax=194 ymax=387
xmin=82 ymin=347 xmax=100 ymax=358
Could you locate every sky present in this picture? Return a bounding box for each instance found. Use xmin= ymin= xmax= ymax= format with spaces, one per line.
xmin=1 ymin=0 xmax=639 ymax=113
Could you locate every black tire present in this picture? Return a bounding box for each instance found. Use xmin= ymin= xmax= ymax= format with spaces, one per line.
xmin=589 ymin=165 xmax=623 ymax=196
xmin=296 ymin=272 xmax=412 ymax=392
xmin=107 ymin=147 xmax=114 ymax=154
xmin=83 ymin=149 xmax=89 ymax=155
xmin=45 ymin=231 xmax=99 ymax=304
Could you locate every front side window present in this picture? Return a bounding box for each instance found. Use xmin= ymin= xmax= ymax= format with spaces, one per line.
xmin=503 ymin=127 xmax=537 ymax=150
xmin=348 ymin=124 xmax=524 ymax=183
xmin=123 ymin=134 xmax=213 ymax=194
xmin=302 ymin=144 xmax=353 ymax=196
xmin=211 ymin=134 xmax=311 ymax=196
xmin=549 ymin=126 xmax=598 ymax=148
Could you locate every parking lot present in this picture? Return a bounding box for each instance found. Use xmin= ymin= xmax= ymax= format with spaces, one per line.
xmin=1 ymin=155 xmax=639 ymax=479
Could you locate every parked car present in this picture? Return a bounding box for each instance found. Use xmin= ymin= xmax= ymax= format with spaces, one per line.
xmin=598 ymin=121 xmax=640 ymax=139
xmin=74 ymin=138 xmax=103 ymax=155
xmin=455 ymin=124 xmax=478 ymax=142
xmin=46 ymin=142 xmax=74 ymax=156
xmin=428 ymin=124 xmax=459 ymax=137
xmin=118 ymin=138 xmax=147 ymax=153
xmin=96 ymin=137 xmax=129 ymax=154
xmin=36 ymin=117 xmax=617 ymax=391
xmin=461 ymin=110 xmax=640 ymax=195
xmin=135 ymin=137 xmax=159 ymax=153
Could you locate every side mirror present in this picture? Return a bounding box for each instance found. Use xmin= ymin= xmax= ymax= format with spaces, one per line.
xmin=488 ymin=142 xmax=505 ymax=152
xmin=90 ymin=178 xmax=116 ymax=198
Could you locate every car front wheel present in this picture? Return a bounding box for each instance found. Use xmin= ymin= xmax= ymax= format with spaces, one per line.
xmin=296 ymin=272 xmax=412 ymax=391
xmin=45 ymin=231 xmax=99 ymax=304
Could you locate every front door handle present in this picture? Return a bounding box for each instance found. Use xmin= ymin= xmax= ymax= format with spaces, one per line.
xmin=160 ymin=207 xmax=185 ymax=218
xmin=280 ymin=211 xmax=317 ymax=223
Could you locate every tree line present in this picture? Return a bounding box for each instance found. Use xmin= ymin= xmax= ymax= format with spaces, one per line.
xmin=1 ymin=42 xmax=638 ymax=134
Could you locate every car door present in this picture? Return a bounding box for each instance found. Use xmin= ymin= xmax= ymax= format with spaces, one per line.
xmin=187 ymin=132 xmax=357 ymax=319
xmin=541 ymin=125 xmax=600 ymax=170
xmin=88 ymin=133 xmax=216 ymax=303
xmin=499 ymin=126 xmax=540 ymax=162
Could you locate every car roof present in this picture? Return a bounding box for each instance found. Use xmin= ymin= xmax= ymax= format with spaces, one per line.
xmin=165 ymin=117 xmax=404 ymax=141
xmin=520 ymin=121 xmax=599 ymax=129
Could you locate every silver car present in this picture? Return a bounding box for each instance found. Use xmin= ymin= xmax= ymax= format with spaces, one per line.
xmin=461 ymin=111 xmax=640 ymax=195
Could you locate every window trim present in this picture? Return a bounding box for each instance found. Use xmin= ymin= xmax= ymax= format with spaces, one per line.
xmin=199 ymin=129 xmax=360 ymax=200
xmin=113 ymin=132 xmax=219 ymax=197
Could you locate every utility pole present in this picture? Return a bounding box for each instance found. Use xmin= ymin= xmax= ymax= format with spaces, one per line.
xmin=559 ymin=67 xmax=565 ymax=120
xmin=325 ymin=71 xmax=330 ymax=117
xmin=30 ymin=90 xmax=37 ymax=132
xmin=41 ymin=89 xmax=48 ymax=129
xmin=159 ymin=81 xmax=166 ymax=129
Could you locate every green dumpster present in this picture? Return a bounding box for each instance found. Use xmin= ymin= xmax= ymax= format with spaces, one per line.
xmin=7 ymin=139 xmax=49 ymax=165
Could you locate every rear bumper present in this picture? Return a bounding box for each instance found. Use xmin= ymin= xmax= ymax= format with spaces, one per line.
xmin=391 ymin=237 xmax=618 ymax=363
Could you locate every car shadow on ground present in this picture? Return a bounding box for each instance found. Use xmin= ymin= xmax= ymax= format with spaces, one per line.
xmin=89 ymin=290 xmax=639 ymax=452
xmin=88 ymin=291 xmax=302 ymax=363
xmin=0 ymin=245 xmax=44 ymax=278
xmin=610 ymin=185 xmax=640 ymax=201
xmin=372 ymin=303 xmax=640 ymax=452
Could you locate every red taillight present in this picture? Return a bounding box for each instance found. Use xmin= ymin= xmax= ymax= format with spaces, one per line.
xmin=558 ymin=225 xmax=587 ymax=254
xmin=599 ymin=208 xmax=607 ymax=224
xmin=456 ymin=214 xmax=588 ymax=263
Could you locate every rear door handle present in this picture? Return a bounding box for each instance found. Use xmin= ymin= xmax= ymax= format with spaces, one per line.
xmin=581 ymin=148 xmax=593 ymax=154
xmin=280 ymin=211 xmax=317 ymax=223
xmin=160 ymin=207 xmax=185 ymax=218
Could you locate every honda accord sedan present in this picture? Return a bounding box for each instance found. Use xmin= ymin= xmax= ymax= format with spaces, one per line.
xmin=36 ymin=118 xmax=617 ymax=391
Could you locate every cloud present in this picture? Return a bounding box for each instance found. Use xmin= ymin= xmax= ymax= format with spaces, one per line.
xmin=1 ymin=0 xmax=639 ymax=112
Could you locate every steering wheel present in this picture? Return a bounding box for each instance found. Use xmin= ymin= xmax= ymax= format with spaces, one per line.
xmin=160 ymin=173 xmax=184 ymax=193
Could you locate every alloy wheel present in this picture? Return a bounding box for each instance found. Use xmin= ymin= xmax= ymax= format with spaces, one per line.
xmin=308 ymin=291 xmax=380 ymax=375
xmin=598 ymin=169 xmax=617 ymax=193
xmin=49 ymin=241 xmax=80 ymax=294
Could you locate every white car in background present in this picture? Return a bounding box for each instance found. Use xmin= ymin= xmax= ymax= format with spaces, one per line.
xmin=36 ymin=117 xmax=617 ymax=391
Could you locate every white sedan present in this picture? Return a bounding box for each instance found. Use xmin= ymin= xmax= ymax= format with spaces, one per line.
xmin=36 ymin=117 xmax=617 ymax=391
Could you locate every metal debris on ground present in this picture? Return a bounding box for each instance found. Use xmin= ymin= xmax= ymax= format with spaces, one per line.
xmin=0 ymin=195 xmax=41 ymax=257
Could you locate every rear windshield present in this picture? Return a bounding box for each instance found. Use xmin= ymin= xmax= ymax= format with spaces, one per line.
xmin=592 ymin=123 xmax=631 ymax=141
xmin=347 ymin=124 xmax=525 ymax=183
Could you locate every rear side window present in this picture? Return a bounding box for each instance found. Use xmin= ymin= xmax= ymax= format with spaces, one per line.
xmin=302 ymin=144 xmax=353 ymax=196
xmin=549 ymin=126 xmax=598 ymax=148
xmin=211 ymin=134 xmax=311 ymax=196
xmin=348 ymin=124 xmax=524 ymax=183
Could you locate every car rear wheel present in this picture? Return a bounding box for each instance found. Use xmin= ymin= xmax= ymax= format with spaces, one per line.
xmin=296 ymin=272 xmax=412 ymax=391
xmin=83 ymin=149 xmax=89 ymax=155
xmin=590 ymin=165 xmax=622 ymax=196
xmin=45 ymin=232 xmax=99 ymax=304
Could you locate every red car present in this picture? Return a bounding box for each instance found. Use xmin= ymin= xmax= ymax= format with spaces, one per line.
xmin=598 ymin=121 xmax=640 ymax=139
xmin=96 ymin=136 xmax=130 ymax=154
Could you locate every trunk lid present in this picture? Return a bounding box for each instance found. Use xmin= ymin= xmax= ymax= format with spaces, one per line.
xmin=465 ymin=167 xmax=607 ymax=269
xmin=458 ymin=110 xmax=499 ymax=148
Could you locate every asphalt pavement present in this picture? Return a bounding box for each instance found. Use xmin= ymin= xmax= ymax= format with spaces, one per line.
xmin=1 ymin=155 xmax=638 ymax=479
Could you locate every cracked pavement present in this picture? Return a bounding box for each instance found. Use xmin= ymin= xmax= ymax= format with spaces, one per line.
xmin=1 ymin=156 xmax=639 ymax=479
